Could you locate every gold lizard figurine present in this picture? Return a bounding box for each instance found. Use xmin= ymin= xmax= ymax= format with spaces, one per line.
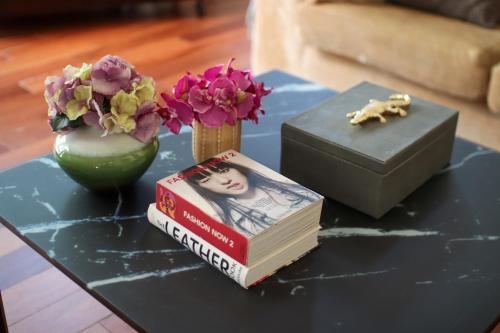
xmin=346 ymin=94 xmax=411 ymax=125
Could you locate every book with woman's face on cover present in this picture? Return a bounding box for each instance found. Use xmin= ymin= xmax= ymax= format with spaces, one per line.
xmin=157 ymin=150 xmax=322 ymax=239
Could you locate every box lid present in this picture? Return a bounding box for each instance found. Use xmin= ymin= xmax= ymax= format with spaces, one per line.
xmin=282 ymin=82 xmax=458 ymax=175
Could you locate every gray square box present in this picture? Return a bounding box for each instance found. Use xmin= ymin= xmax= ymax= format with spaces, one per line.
xmin=280 ymin=82 xmax=458 ymax=218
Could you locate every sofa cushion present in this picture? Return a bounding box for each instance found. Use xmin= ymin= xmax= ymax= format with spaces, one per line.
xmin=297 ymin=3 xmax=500 ymax=99
xmin=389 ymin=0 xmax=500 ymax=29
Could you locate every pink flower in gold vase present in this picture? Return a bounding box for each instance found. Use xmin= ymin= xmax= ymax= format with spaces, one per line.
xmin=158 ymin=93 xmax=194 ymax=134
xmin=158 ymin=58 xmax=272 ymax=133
xmin=173 ymin=73 xmax=199 ymax=100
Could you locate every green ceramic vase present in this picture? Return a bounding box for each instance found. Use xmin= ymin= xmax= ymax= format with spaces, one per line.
xmin=53 ymin=126 xmax=159 ymax=190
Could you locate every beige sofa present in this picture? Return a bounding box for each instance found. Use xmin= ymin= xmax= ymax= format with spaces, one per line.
xmin=251 ymin=0 xmax=500 ymax=113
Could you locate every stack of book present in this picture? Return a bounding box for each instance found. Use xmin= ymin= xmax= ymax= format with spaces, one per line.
xmin=147 ymin=150 xmax=323 ymax=288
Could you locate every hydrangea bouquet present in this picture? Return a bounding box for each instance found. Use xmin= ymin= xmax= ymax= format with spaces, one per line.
xmin=44 ymin=55 xmax=160 ymax=143
xmin=157 ymin=58 xmax=271 ymax=134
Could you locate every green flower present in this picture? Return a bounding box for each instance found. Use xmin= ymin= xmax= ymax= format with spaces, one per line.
xmin=64 ymin=63 xmax=92 ymax=80
xmin=102 ymin=113 xmax=136 ymax=135
xmin=44 ymin=76 xmax=65 ymax=117
xmin=74 ymin=63 xmax=92 ymax=80
xmin=45 ymin=89 xmax=61 ymax=117
xmin=116 ymin=114 xmax=136 ymax=133
xmin=65 ymin=85 xmax=92 ymax=121
xmin=109 ymin=90 xmax=138 ymax=133
xmin=102 ymin=114 xmax=122 ymax=135
xmin=111 ymin=90 xmax=138 ymax=117
xmin=133 ymin=77 xmax=155 ymax=105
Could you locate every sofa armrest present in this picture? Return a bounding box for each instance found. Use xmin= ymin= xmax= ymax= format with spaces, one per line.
xmin=488 ymin=63 xmax=500 ymax=113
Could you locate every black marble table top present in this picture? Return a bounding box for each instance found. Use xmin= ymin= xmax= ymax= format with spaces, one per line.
xmin=1 ymin=71 xmax=499 ymax=333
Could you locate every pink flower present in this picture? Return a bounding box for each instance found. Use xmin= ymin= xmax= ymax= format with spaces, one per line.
xmin=158 ymin=93 xmax=194 ymax=134
xmin=203 ymin=64 xmax=224 ymax=81
xmin=82 ymin=111 xmax=101 ymax=129
xmin=58 ymin=78 xmax=81 ymax=108
xmin=91 ymin=55 xmax=133 ymax=96
xmin=44 ymin=76 xmax=65 ymax=117
xmin=82 ymin=99 xmax=104 ymax=129
xmin=188 ymin=85 xmax=213 ymax=114
xmin=44 ymin=76 xmax=64 ymax=99
xmin=208 ymin=77 xmax=237 ymax=106
xmin=226 ymin=58 xmax=252 ymax=91
xmin=158 ymin=58 xmax=272 ymax=133
xmin=236 ymin=91 xmax=254 ymax=118
xmin=187 ymin=77 xmax=243 ymax=128
xmin=198 ymin=106 xmax=229 ymax=127
xmin=245 ymin=81 xmax=272 ymax=124
xmin=173 ymin=73 xmax=199 ymax=100
xmin=230 ymin=70 xmax=252 ymax=91
xmin=131 ymin=102 xmax=161 ymax=143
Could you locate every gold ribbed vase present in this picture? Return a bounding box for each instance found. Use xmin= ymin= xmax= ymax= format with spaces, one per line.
xmin=192 ymin=120 xmax=242 ymax=163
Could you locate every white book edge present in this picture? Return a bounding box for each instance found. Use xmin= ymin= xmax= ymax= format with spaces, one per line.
xmin=147 ymin=203 xmax=250 ymax=288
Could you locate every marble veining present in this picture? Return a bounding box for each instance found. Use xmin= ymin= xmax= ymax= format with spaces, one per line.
xmin=394 ymin=203 xmax=418 ymax=217
xmin=450 ymin=273 xmax=500 ymax=283
xmin=275 ymin=268 xmax=397 ymax=284
xmin=18 ymin=213 xmax=146 ymax=236
xmin=265 ymin=110 xmax=305 ymax=118
xmin=290 ymin=285 xmax=305 ymax=295
xmin=87 ymin=263 xmax=206 ymax=289
xmin=242 ymin=132 xmax=280 ymax=139
xmin=272 ymin=83 xmax=327 ymax=94
xmin=159 ymin=151 xmax=176 ymax=160
xmin=437 ymin=148 xmax=494 ymax=174
xmin=113 ymin=191 xmax=124 ymax=238
xmin=445 ymin=235 xmax=500 ymax=253
xmin=319 ymin=227 xmax=441 ymax=238
xmin=158 ymin=126 xmax=192 ymax=139
xmin=36 ymin=199 xmax=60 ymax=218
xmin=416 ymin=281 xmax=433 ymax=285
xmin=407 ymin=211 xmax=418 ymax=218
xmin=32 ymin=157 xmax=60 ymax=168
xmin=96 ymin=248 xmax=188 ymax=259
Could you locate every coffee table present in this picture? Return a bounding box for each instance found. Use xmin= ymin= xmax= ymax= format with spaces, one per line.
xmin=1 ymin=71 xmax=499 ymax=333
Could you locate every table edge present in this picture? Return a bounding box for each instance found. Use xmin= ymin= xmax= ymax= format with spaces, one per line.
xmin=0 ymin=216 xmax=147 ymax=333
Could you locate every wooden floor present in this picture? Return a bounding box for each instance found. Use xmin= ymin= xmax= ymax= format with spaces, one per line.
xmin=0 ymin=0 xmax=499 ymax=332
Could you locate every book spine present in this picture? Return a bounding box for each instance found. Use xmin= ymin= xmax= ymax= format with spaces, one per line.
xmin=147 ymin=204 xmax=249 ymax=288
xmin=156 ymin=182 xmax=248 ymax=265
